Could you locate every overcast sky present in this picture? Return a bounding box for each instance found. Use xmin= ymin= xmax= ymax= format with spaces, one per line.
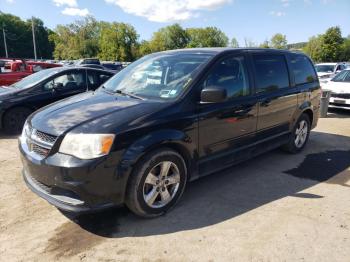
xmin=1 ymin=0 xmax=349 ymax=45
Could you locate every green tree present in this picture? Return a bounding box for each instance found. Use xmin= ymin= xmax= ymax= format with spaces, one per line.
xmin=53 ymin=16 xmax=100 ymax=60
xmin=0 ymin=13 xmax=54 ymax=58
xmin=149 ymin=24 xmax=189 ymax=52
xmin=303 ymin=35 xmax=323 ymax=62
xmin=230 ymin=37 xmax=239 ymax=48
xmin=340 ymin=37 xmax=350 ymax=61
xmin=270 ymin=33 xmax=287 ymax=49
xmin=98 ymin=22 xmax=138 ymax=61
xmin=259 ymin=40 xmax=270 ymax=48
xmin=186 ymin=27 xmax=229 ymax=47
xmin=137 ymin=40 xmax=152 ymax=57
xmin=320 ymin=26 xmax=344 ymax=61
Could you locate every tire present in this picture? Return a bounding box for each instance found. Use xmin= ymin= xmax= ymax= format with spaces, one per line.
xmin=3 ymin=107 xmax=32 ymax=135
xmin=125 ymin=148 xmax=187 ymax=218
xmin=282 ymin=113 xmax=311 ymax=154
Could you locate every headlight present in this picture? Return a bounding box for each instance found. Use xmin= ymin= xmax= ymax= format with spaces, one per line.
xmin=21 ymin=121 xmax=30 ymax=139
xmin=59 ymin=134 xmax=115 ymax=159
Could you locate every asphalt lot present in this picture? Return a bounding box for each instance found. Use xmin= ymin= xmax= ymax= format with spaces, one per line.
xmin=0 ymin=108 xmax=349 ymax=262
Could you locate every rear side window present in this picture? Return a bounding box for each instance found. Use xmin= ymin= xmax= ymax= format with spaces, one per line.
xmin=289 ymin=54 xmax=317 ymax=85
xmin=253 ymin=54 xmax=289 ymax=93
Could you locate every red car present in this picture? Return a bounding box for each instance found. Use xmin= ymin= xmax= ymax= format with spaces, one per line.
xmin=0 ymin=59 xmax=62 ymax=86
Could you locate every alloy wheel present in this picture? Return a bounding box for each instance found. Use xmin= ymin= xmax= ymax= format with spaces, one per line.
xmin=294 ymin=120 xmax=308 ymax=148
xmin=143 ymin=161 xmax=180 ymax=208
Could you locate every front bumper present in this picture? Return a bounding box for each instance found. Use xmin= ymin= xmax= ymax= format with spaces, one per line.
xmin=329 ymin=97 xmax=350 ymax=110
xmin=19 ymin=138 xmax=127 ymax=213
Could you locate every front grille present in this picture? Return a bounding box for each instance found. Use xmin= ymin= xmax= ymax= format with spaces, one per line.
xmin=25 ymin=126 xmax=58 ymax=158
xmin=33 ymin=130 xmax=57 ymax=144
xmin=331 ymin=93 xmax=350 ymax=99
xmin=32 ymin=144 xmax=50 ymax=157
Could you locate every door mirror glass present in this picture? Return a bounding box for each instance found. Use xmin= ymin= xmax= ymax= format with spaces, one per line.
xmin=201 ymin=86 xmax=227 ymax=103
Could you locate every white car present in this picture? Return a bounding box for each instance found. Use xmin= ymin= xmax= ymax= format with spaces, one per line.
xmin=323 ymin=69 xmax=350 ymax=110
xmin=315 ymin=63 xmax=347 ymax=82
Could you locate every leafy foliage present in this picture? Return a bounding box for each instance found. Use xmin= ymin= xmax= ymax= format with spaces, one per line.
xmin=186 ymin=27 xmax=229 ymax=48
xmin=270 ymin=33 xmax=287 ymax=49
xmin=1 ymin=11 xmax=350 ymax=63
xmin=149 ymin=24 xmax=189 ymax=52
xmin=303 ymin=27 xmax=349 ymax=62
xmin=0 ymin=13 xmax=54 ymax=58
xmin=98 ymin=22 xmax=138 ymax=61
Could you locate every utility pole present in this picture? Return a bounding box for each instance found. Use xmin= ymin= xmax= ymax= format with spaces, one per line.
xmin=2 ymin=25 xmax=8 ymax=58
xmin=31 ymin=17 xmax=37 ymax=60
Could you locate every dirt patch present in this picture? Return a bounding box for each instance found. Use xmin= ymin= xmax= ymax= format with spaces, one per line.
xmin=44 ymin=221 xmax=104 ymax=259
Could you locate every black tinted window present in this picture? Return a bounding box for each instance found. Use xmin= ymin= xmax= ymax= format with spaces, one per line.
xmin=87 ymin=71 xmax=99 ymax=88
xmin=203 ymin=56 xmax=250 ymax=99
xmin=289 ymin=54 xmax=317 ymax=85
xmin=253 ymin=54 xmax=289 ymax=93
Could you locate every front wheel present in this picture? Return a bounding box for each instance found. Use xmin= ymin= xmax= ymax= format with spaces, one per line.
xmin=3 ymin=107 xmax=32 ymax=135
xmin=282 ymin=113 xmax=311 ymax=153
xmin=125 ymin=148 xmax=187 ymax=218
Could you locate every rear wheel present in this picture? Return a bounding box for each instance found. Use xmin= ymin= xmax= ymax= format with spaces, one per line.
xmin=282 ymin=113 xmax=311 ymax=153
xmin=3 ymin=107 xmax=32 ymax=135
xmin=125 ymin=148 xmax=187 ymax=218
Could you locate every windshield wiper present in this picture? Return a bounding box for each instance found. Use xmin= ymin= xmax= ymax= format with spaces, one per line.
xmin=115 ymin=89 xmax=144 ymax=100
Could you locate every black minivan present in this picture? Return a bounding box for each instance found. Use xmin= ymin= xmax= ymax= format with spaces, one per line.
xmin=19 ymin=48 xmax=321 ymax=217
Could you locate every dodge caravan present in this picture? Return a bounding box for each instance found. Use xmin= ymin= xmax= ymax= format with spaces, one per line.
xmin=19 ymin=48 xmax=321 ymax=217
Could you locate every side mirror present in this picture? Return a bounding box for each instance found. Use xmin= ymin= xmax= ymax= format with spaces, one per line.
xmin=201 ymin=86 xmax=227 ymax=103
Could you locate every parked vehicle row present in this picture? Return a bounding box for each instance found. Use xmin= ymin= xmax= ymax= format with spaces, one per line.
xmin=0 ymin=67 xmax=114 ymax=133
xmin=323 ymin=68 xmax=350 ymax=110
xmin=0 ymin=59 xmax=62 ymax=86
xmin=315 ymin=62 xmax=348 ymax=82
xmin=19 ymin=48 xmax=321 ymax=217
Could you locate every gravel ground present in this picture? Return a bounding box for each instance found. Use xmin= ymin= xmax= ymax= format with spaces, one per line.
xmin=0 ymin=108 xmax=349 ymax=262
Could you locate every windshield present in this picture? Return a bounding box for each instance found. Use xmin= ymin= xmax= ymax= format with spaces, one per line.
xmin=331 ymin=70 xmax=350 ymax=82
xmin=315 ymin=65 xmax=335 ymax=73
xmin=102 ymin=52 xmax=213 ymax=100
xmin=11 ymin=69 xmax=61 ymax=89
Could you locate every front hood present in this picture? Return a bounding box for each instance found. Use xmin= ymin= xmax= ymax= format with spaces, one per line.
xmin=0 ymin=86 xmax=21 ymax=98
xmin=29 ymin=90 xmax=164 ymax=136
xmin=323 ymin=81 xmax=350 ymax=94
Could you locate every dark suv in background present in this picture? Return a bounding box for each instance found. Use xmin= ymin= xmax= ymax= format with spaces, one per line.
xmin=19 ymin=48 xmax=321 ymax=217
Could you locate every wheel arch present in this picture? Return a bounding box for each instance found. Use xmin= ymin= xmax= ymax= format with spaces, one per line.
xmin=118 ymin=129 xmax=197 ymax=201
xmin=293 ymin=101 xmax=314 ymax=129
xmin=1 ymin=104 xmax=35 ymax=129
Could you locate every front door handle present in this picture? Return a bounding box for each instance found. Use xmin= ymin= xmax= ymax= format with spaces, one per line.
xmin=235 ymin=108 xmax=250 ymax=115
